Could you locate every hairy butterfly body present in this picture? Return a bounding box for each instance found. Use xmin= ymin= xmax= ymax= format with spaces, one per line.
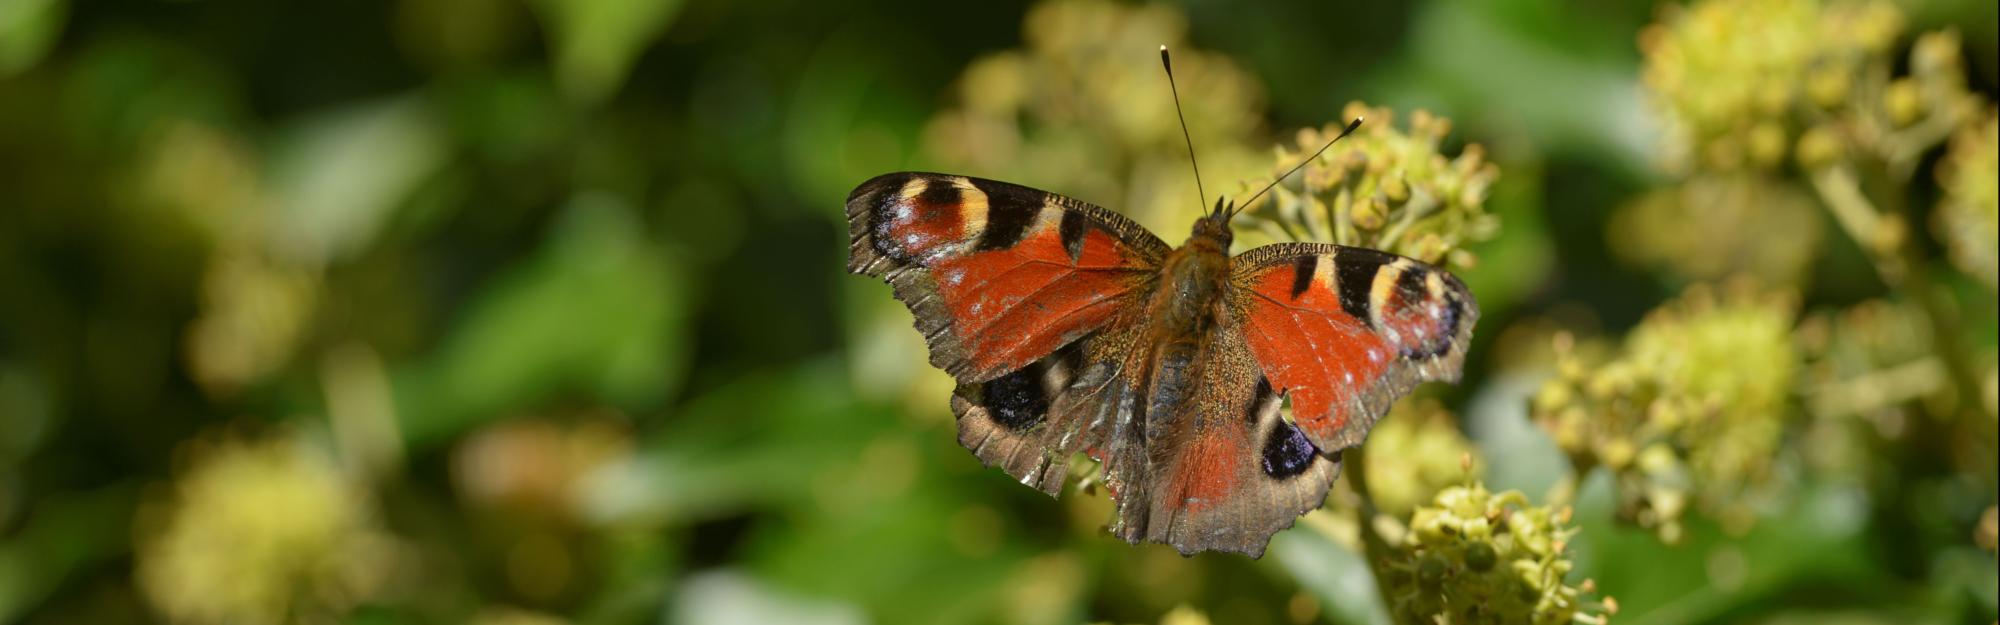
xmin=845 ymin=171 xmax=1477 ymax=557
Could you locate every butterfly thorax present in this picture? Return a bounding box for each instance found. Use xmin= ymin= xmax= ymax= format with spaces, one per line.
xmin=1150 ymin=214 xmax=1235 ymax=336
xmin=1134 ymin=214 xmax=1237 ymax=424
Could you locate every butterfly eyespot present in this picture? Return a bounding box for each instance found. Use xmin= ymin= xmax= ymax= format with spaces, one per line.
xmin=982 ymin=366 xmax=1049 ymax=431
xmin=1260 ymin=422 xmax=1318 ymax=479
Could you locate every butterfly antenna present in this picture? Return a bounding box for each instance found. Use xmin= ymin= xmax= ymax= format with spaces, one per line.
xmin=1160 ymin=46 xmax=1209 ymax=214
xmin=1230 ymin=117 xmax=1364 ymax=218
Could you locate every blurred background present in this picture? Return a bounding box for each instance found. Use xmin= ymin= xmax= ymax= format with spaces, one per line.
xmin=0 ymin=0 xmax=1996 ymax=623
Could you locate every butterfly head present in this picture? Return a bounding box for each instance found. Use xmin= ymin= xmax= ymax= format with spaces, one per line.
xmin=1187 ymin=196 xmax=1236 ymax=251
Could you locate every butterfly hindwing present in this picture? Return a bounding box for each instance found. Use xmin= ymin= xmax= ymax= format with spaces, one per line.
xmin=846 ymin=172 xmax=1169 ymax=383
xmin=951 ymin=330 xmax=1133 ymax=495
xmin=1106 ymin=323 xmax=1344 ymax=558
xmin=1227 ymin=243 xmax=1478 ymax=452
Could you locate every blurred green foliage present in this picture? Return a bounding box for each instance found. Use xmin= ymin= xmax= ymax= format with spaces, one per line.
xmin=0 ymin=0 xmax=1996 ymax=624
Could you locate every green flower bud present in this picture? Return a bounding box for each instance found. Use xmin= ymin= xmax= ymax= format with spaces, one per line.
xmin=1383 ymin=171 xmax=1412 ymax=205
xmin=1796 ymin=125 xmax=1845 ymax=169
xmin=1352 ymin=195 xmax=1387 ymax=231
xmin=1748 ymin=121 xmax=1790 ymax=167
xmin=1885 ymin=78 xmax=1923 ymax=127
xmin=1805 ymin=64 xmax=1851 ymax=109
xmin=1465 ymin=541 xmax=1498 ymax=572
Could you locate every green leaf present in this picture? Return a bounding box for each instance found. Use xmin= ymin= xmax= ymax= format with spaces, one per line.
xmin=268 ymin=96 xmax=449 ymax=264
xmin=0 ymin=485 xmax=135 ymax=622
xmin=1271 ymin=528 xmax=1392 ymax=625
xmin=398 ymin=192 xmax=690 ymax=446
xmin=529 ymin=0 xmax=685 ymax=103
xmin=1571 ymin=478 xmax=1882 ymax=624
xmin=0 ymin=0 xmax=64 ymax=77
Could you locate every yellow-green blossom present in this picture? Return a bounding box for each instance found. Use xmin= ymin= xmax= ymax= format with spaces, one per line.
xmin=1534 ymin=281 xmax=1799 ymax=540
xmin=1608 ymin=174 xmax=1821 ymax=287
xmin=1978 ymin=505 xmax=1997 ymax=554
xmin=1157 ymin=605 xmax=1211 ymax=625
xmin=1642 ymin=0 xmax=1981 ymax=175
xmin=921 ymin=0 xmax=1266 ymax=237
xmin=184 ymin=247 xmax=320 ymax=397
xmin=886 ymin=0 xmax=1265 ymax=417
xmin=1640 ymin=0 xmax=1900 ymax=172
xmin=1375 ymin=483 xmax=1613 ymax=625
xmin=451 ymin=416 xmax=633 ymax=523
xmin=136 ymin=431 xmax=393 ymax=625
xmin=1792 ymin=299 xmax=1945 ymax=480
xmin=1933 ymin=110 xmax=1998 ymax=290
xmin=1239 ymin=103 xmax=1499 ymax=269
xmin=139 ymin=120 xmax=320 ymax=399
xmin=1362 ymin=398 xmax=1482 ymax=518
xmin=1796 ymin=298 xmax=1942 ymax=419
xmin=470 ymin=608 xmax=571 ymax=625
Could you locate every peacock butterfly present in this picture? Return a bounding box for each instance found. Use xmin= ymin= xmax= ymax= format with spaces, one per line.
xmin=844 ymin=48 xmax=1478 ymax=557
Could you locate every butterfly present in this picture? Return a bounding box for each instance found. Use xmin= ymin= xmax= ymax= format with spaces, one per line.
xmin=844 ymin=51 xmax=1477 ymax=558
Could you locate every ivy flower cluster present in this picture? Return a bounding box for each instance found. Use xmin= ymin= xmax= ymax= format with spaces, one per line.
xmin=1933 ymin=110 xmax=1999 ymax=290
xmin=1362 ymin=398 xmax=1484 ymax=518
xmin=1374 ymin=484 xmax=1614 ymax=625
xmin=1239 ymin=102 xmax=1499 ymax=270
xmin=136 ymin=431 xmax=394 ymax=624
xmin=1640 ymin=0 xmax=1979 ymax=174
xmin=921 ymin=0 xmax=1267 ymax=236
xmin=1533 ymin=282 xmax=1800 ymax=541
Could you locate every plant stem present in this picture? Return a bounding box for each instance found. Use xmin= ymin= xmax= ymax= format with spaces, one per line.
xmin=1806 ymin=164 xmax=1990 ymax=423
xmin=1807 ymin=166 xmax=1903 ymax=282
xmin=1344 ymin=442 xmax=1404 ymax=621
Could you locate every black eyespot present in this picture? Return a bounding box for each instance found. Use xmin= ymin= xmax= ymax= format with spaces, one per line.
xmin=983 ymin=366 xmax=1048 ymax=431
xmin=1261 ymin=422 xmax=1318 ymax=479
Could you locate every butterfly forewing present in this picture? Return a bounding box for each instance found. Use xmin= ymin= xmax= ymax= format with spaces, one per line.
xmin=846 ymin=172 xmax=1168 ymax=383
